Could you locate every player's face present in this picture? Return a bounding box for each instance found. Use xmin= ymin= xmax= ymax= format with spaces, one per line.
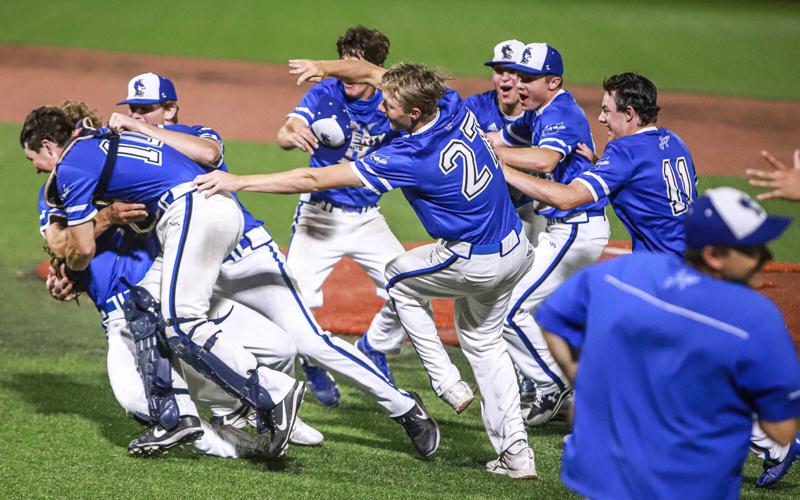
xmin=129 ymin=103 xmax=167 ymax=125
xmin=599 ymin=92 xmax=629 ymax=140
xmin=23 ymin=141 xmax=60 ymax=174
xmin=341 ymin=54 xmax=376 ymax=101
xmin=515 ymin=73 xmax=552 ymax=111
xmin=716 ymin=245 xmax=771 ymax=284
xmin=379 ymin=94 xmax=415 ymax=131
xmin=492 ymin=67 xmax=519 ymax=107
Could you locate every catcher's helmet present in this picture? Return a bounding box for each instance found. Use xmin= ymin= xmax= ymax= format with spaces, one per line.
xmin=310 ymin=94 xmax=352 ymax=163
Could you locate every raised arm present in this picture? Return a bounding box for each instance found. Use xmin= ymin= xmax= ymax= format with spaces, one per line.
xmin=193 ymin=162 xmax=363 ymax=196
xmin=289 ymin=59 xmax=386 ymax=89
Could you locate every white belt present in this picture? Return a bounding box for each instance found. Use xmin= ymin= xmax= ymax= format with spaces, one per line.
xmin=158 ymin=181 xmax=197 ymax=211
xmin=225 ymin=226 xmax=273 ymax=263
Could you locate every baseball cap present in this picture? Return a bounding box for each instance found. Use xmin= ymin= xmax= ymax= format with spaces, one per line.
xmin=685 ymin=187 xmax=792 ymax=249
xmin=484 ymin=39 xmax=526 ymax=67
xmin=506 ymin=43 xmax=563 ymax=76
xmin=117 ymin=72 xmax=178 ymax=105
xmin=310 ymin=94 xmax=352 ymax=163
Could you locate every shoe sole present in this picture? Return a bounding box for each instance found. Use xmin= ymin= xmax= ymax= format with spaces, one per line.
xmin=486 ymin=465 xmax=538 ymax=479
xmin=268 ymin=382 xmax=306 ymax=458
xmin=128 ymin=427 xmax=204 ymax=457
xmin=525 ymin=389 xmax=572 ymax=427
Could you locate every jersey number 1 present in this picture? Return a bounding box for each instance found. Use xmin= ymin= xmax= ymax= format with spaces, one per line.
xmin=662 ymin=156 xmax=692 ymax=215
xmin=438 ymin=112 xmax=494 ymax=201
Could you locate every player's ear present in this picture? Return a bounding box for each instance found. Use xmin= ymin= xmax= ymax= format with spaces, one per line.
xmin=409 ymin=107 xmax=422 ymax=121
xmin=700 ymin=245 xmax=726 ymax=272
xmin=624 ymin=106 xmax=637 ymax=124
xmin=164 ymin=103 xmax=178 ymax=122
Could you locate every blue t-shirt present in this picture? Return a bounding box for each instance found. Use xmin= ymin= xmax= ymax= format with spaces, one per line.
xmin=575 ymin=127 xmax=698 ymax=257
xmin=290 ymin=78 xmax=401 ymax=207
xmin=354 ymin=89 xmax=519 ymax=245
xmin=536 ymin=252 xmax=800 ymax=500
xmin=501 ymin=89 xmax=606 ymax=218
xmin=463 ymin=89 xmax=522 ymax=133
xmin=37 ymin=186 xmax=157 ymax=311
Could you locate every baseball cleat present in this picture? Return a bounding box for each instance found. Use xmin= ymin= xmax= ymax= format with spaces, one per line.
xmin=518 ymin=377 xmax=537 ymax=406
xmin=290 ymin=417 xmax=324 ymax=446
xmin=523 ymin=388 xmax=572 ymax=427
xmin=356 ymin=333 xmax=395 ymax=385
xmin=208 ymin=420 xmax=272 ymax=459
xmin=128 ymin=415 xmax=204 ymax=457
xmin=301 ymin=362 xmax=341 ymax=407
xmin=486 ymin=444 xmax=537 ymax=479
xmin=440 ymin=380 xmax=475 ymax=414
xmin=262 ymin=381 xmax=306 ymax=458
xmin=757 ymin=435 xmax=800 ymax=487
xmin=392 ymin=392 xmax=440 ymax=458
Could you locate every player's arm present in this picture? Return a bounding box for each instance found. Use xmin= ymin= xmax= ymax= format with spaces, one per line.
xmin=289 ymin=59 xmax=386 ymax=88
xmin=109 ymin=113 xmax=222 ymax=167
xmin=65 ymin=221 xmax=96 ymax=270
xmin=193 ymin=163 xmax=363 ymax=196
xmin=503 ymin=165 xmax=593 ymax=210
xmin=543 ymin=329 xmax=579 ymax=383
xmin=276 ymin=116 xmax=319 ymax=152
xmin=497 ymin=146 xmax=563 ymax=174
xmin=759 ymin=419 xmax=798 ymax=447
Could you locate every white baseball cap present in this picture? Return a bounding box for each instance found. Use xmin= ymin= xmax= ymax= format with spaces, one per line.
xmin=685 ymin=187 xmax=792 ymax=249
xmin=484 ymin=39 xmax=526 ymax=67
xmin=117 ymin=72 xmax=178 ymax=105
xmin=506 ymin=43 xmax=564 ymax=76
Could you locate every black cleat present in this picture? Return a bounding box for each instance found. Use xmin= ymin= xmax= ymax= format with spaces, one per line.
xmin=128 ymin=415 xmax=204 ymax=457
xmin=258 ymin=381 xmax=305 ymax=458
xmin=524 ymin=388 xmax=572 ymax=427
xmin=392 ymin=393 xmax=440 ymax=458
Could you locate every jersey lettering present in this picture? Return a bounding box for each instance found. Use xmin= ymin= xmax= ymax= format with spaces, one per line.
xmin=438 ymin=113 xmax=494 ymax=201
xmin=100 ymin=132 xmax=164 ymax=166
xmin=661 ymin=156 xmax=692 ymax=215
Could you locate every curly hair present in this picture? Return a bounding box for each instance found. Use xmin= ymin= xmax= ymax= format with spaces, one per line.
xmin=381 ymin=63 xmax=447 ymax=120
xmin=337 ymin=25 xmax=390 ymax=66
xmin=59 ymin=100 xmax=103 ymax=129
xmin=602 ymin=72 xmax=660 ymax=125
xmin=19 ymin=106 xmax=73 ymax=151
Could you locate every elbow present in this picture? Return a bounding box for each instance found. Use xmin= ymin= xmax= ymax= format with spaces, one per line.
xmin=198 ymin=147 xmax=222 ymax=168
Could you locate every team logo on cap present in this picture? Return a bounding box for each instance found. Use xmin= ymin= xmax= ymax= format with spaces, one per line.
xmin=520 ymin=48 xmax=531 ymax=64
xmin=501 ymin=44 xmax=513 ymax=59
xmin=739 ymin=195 xmax=764 ymax=216
xmin=133 ymin=79 xmax=146 ymax=97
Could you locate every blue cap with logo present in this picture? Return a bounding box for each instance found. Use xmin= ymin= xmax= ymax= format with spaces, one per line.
xmin=118 ymin=72 xmax=178 ymax=105
xmin=310 ymin=94 xmax=352 ymax=164
xmin=685 ymin=187 xmax=792 ymax=249
xmin=507 ymin=43 xmax=563 ymax=76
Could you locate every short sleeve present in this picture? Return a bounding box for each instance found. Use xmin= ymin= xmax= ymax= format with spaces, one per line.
xmin=57 ymin=161 xmax=99 ymax=226
xmin=535 ymin=267 xmax=592 ymax=348
xmin=535 ymin=110 xmax=585 ymax=158
xmin=574 ymin=142 xmax=634 ymax=203
xmin=501 ymin=113 xmax=533 ymax=146
xmin=288 ymin=82 xmax=331 ymax=126
xmin=352 ymin=141 xmax=417 ymax=195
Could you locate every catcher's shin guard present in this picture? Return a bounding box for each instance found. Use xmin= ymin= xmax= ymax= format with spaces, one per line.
xmin=122 ymin=286 xmax=182 ymax=431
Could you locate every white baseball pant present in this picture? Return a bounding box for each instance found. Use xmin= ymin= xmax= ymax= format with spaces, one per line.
xmin=750 ymin=421 xmax=792 ymax=463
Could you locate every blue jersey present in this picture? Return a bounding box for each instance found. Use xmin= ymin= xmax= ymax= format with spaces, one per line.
xmin=165 ymin=124 xmax=264 ymax=233
xmin=37 ymin=186 xmax=157 ymax=311
xmin=536 ymin=253 xmax=800 ymax=500
xmin=501 ymin=89 xmax=606 ymax=218
xmin=354 ymin=89 xmax=519 ymax=245
xmin=463 ymin=90 xmax=522 ymax=133
xmin=53 ymin=131 xmax=208 ymax=223
xmin=290 ymin=78 xmax=401 ymax=207
xmin=575 ymin=127 xmax=698 ymax=257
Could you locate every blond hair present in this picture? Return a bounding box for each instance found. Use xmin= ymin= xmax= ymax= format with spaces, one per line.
xmin=380 ymin=63 xmax=447 ymax=120
xmin=59 ymin=100 xmax=103 ymax=129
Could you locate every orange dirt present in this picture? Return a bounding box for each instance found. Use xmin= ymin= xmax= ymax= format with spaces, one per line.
xmin=11 ymin=43 xmax=798 ymax=346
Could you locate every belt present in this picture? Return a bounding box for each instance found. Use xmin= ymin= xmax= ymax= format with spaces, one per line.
xmin=99 ymin=290 xmax=131 ymax=320
xmin=158 ymin=182 xmax=197 ymax=211
xmin=445 ymin=220 xmax=523 ymax=258
xmin=546 ymin=208 xmax=605 ymax=226
xmin=225 ymin=226 xmax=273 ymax=263
xmin=307 ymin=199 xmax=376 ymax=214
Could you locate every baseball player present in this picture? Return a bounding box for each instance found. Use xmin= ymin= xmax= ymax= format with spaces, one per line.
xmin=195 ymin=58 xmax=538 ymax=478
xmin=276 ymin=26 xmax=405 ymax=386
xmin=110 ymin=73 xmax=435 ymax=458
xmin=487 ymin=43 xmax=610 ymax=426
xmin=536 ymin=187 xmax=800 ymax=498
xmin=503 ymin=72 xmax=698 ymax=258
xmin=21 ymin=106 xmax=308 ymax=459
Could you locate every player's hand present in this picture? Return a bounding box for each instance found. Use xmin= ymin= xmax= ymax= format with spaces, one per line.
xmin=746 ymin=149 xmax=800 ymax=201
xmin=102 ymin=201 xmax=149 ymax=225
xmin=485 ymin=131 xmax=503 ymax=149
xmin=288 ymin=125 xmax=319 ymax=152
xmin=46 ymin=265 xmax=78 ymax=301
xmin=108 ymin=112 xmax=146 ymax=134
xmin=193 ymin=170 xmax=245 ymax=197
xmin=576 ymin=143 xmax=599 ymax=164
xmin=289 ymin=59 xmax=325 ymax=85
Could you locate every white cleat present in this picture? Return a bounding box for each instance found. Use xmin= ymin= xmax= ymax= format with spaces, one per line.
xmin=290 ymin=417 xmax=324 ymax=446
xmin=440 ymin=380 xmax=475 ymax=414
xmin=486 ymin=445 xmax=537 ymax=479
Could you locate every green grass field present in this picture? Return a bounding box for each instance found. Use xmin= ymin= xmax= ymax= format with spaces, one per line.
xmin=1 ymin=0 xmax=799 ymax=99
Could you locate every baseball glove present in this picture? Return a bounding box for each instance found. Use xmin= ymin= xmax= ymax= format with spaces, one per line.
xmin=43 ymin=243 xmax=91 ymax=295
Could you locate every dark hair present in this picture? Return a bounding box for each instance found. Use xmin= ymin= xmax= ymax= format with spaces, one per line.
xmin=337 ymin=25 xmax=390 ymax=66
xmin=20 ymin=106 xmax=73 ymax=151
xmin=602 ymin=72 xmax=660 ymax=125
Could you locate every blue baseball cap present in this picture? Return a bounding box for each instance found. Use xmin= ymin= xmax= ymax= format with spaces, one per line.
xmin=484 ymin=39 xmax=526 ymax=67
xmin=310 ymin=94 xmax=352 ymax=163
xmin=685 ymin=187 xmax=792 ymax=249
xmin=117 ymin=72 xmax=178 ymax=105
xmin=506 ymin=43 xmax=563 ymax=76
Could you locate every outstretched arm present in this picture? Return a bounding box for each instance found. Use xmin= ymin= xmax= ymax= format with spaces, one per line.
xmin=495 ymin=146 xmax=563 ymax=174
xmin=503 ymin=165 xmax=593 ymax=210
xmin=193 ymin=162 xmax=363 ymax=196
xmin=289 ymin=59 xmax=386 ymax=88
xmin=746 ymin=149 xmax=800 ymax=201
